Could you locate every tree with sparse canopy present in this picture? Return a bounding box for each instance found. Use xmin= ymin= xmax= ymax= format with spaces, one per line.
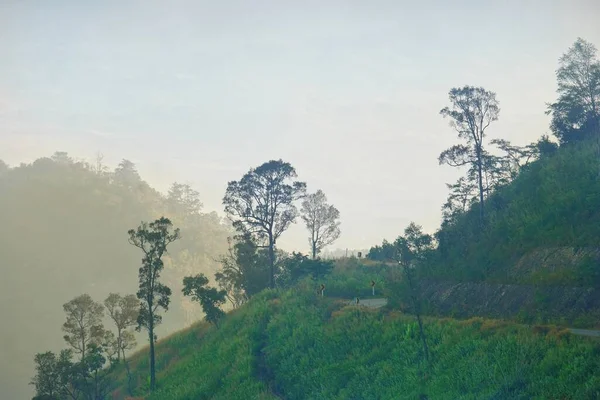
xmin=300 ymin=189 xmax=341 ymax=259
xmin=127 ymin=217 xmax=180 ymax=392
xmin=439 ymin=86 xmax=500 ymax=226
xmin=395 ymin=222 xmax=434 ymax=366
xmin=182 ymin=274 xmax=227 ymax=327
xmin=223 ymin=159 xmax=306 ymax=288
xmin=547 ymin=37 xmax=600 ymax=146
xmin=104 ymin=293 xmax=138 ymax=396
xmin=62 ymin=294 xmax=105 ymax=361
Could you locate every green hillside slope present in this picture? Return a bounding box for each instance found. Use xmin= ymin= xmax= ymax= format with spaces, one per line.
xmin=110 ymin=287 xmax=600 ymax=400
xmin=428 ymin=140 xmax=600 ymax=285
xmin=0 ymin=154 xmax=231 ymax=400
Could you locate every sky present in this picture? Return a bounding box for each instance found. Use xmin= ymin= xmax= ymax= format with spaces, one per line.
xmin=1 ymin=0 xmax=600 ymax=253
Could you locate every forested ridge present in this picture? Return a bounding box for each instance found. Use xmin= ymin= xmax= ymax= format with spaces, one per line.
xmin=15 ymin=37 xmax=600 ymax=399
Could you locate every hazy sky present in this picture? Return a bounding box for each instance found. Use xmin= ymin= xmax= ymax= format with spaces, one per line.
xmin=1 ymin=0 xmax=599 ymax=252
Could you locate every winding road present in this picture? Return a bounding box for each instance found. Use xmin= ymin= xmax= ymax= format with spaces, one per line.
xmin=344 ymin=297 xmax=600 ymax=338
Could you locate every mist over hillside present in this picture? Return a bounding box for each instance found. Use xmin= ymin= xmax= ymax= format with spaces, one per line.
xmin=0 ymin=153 xmax=232 ymax=399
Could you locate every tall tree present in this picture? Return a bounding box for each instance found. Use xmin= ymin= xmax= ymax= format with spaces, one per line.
xmin=439 ymin=86 xmax=500 ymax=226
xmin=223 ymin=159 xmax=306 ymax=288
xmin=300 ymin=189 xmax=341 ymax=259
xmin=547 ymin=37 xmax=600 ymax=145
xmin=127 ymin=217 xmax=180 ymax=392
xmin=62 ymin=294 xmax=105 ymax=360
xmin=182 ymin=274 xmax=227 ymax=327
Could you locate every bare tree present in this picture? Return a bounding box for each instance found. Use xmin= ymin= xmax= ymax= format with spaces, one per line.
xmin=223 ymin=159 xmax=306 ymax=288
xmin=300 ymin=190 xmax=341 ymax=259
xmin=439 ymin=86 xmax=500 ymax=226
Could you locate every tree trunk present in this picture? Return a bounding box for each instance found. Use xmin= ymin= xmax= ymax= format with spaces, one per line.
xmin=476 ymin=148 xmax=485 ymax=227
xmin=149 ymin=320 xmax=156 ymax=391
xmin=268 ymin=235 xmax=275 ymax=289
xmin=312 ymin=242 xmax=317 ymax=260
xmin=403 ymin=264 xmax=430 ymax=365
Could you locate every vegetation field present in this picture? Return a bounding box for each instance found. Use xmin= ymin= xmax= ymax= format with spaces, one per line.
xmin=109 ymin=288 xmax=600 ymax=400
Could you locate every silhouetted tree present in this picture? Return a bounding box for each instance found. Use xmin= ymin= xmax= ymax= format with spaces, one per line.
xmin=62 ymin=294 xmax=105 ymax=360
xmin=547 ymin=37 xmax=600 ymax=146
xmin=439 ymin=86 xmax=500 ymax=227
xmin=223 ymin=159 xmax=306 ymax=288
xmin=300 ymin=190 xmax=341 ymax=259
xmin=127 ymin=217 xmax=180 ymax=392
xmin=182 ymin=274 xmax=227 ymax=327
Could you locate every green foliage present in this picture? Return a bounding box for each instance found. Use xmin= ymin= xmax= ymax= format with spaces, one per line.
xmin=279 ymin=252 xmax=335 ymax=286
xmin=182 ymin=274 xmax=227 ymax=326
xmin=429 ymin=138 xmax=600 ymax=285
xmin=321 ymin=258 xmax=391 ymax=298
xmin=215 ymin=233 xmax=270 ymax=306
xmin=108 ymin=290 xmax=600 ymax=400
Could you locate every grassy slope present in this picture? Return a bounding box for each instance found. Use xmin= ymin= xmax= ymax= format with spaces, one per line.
xmin=428 ymin=140 xmax=600 ymax=285
xmin=112 ymin=288 xmax=600 ymax=400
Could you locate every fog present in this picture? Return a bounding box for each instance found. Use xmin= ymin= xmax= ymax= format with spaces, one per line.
xmin=2 ymin=0 xmax=600 ymax=398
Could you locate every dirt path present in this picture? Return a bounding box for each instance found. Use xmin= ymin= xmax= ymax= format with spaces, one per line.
xmin=342 ymin=297 xmax=600 ymax=338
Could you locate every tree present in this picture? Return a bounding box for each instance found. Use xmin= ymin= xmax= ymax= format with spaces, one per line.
xmin=127 ymin=217 xmax=180 ymax=392
xmin=114 ymin=159 xmax=141 ymax=188
xmin=31 ymin=352 xmax=61 ymax=399
xmin=547 ymin=38 xmax=600 ymax=145
xmin=30 ymin=349 xmax=82 ymax=400
xmin=62 ymin=294 xmax=105 ymax=360
xmin=104 ymin=293 xmax=138 ymax=396
xmin=215 ymin=234 xmax=270 ymax=306
xmin=182 ymin=274 xmax=227 ymax=327
xmin=103 ymin=293 xmax=138 ymax=362
xmin=166 ymin=183 xmax=203 ymax=218
xmin=78 ymin=343 xmax=114 ymax=400
xmin=439 ymin=86 xmax=500 ymax=226
xmin=300 ymin=190 xmax=341 ymax=259
xmin=91 ymin=152 xmax=109 ymax=176
xmin=223 ymin=159 xmax=306 ymax=288
xmin=280 ymin=252 xmax=334 ymax=285
xmin=394 ymin=223 xmax=434 ymax=365
xmin=441 ymin=177 xmax=478 ymax=223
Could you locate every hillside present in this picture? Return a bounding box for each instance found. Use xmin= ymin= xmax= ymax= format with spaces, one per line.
xmin=0 ymin=153 xmax=232 ymax=400
xmin=108 ymin=287 xmax=600 ymax=400
xmin=426 ymin=139 xmax=600 ymax=286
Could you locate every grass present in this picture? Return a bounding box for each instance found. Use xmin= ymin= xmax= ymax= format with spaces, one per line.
xmin=109 ymin=286 xmax=600 ymax=400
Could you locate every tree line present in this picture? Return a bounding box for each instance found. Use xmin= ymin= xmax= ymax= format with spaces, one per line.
xmin=30 ymin=161 xmax=342 ymax=398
